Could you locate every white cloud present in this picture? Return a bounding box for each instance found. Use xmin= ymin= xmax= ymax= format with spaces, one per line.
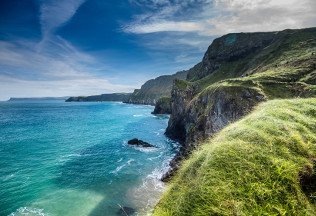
xmin=39 ymin=0 xmax=85 ymax=36
xmin=37 ymin=0 xmax=86 ymax=53
xmin=125 ymin=0 xmax=316 ymax=36
xmin=204 ymin=0 xmax=316 ymax=35
xmin=125 ymin=21 xmax=203 ymax=33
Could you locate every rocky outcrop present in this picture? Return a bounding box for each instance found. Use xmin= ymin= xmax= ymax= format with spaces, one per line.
xmin=165 ymin=79 xmax=196 ymax=142
xmin=127 ymin=138 xmax=155 ymax=148
xmin=124 ymin=70 xmax=188 ymax=105
xmin=152 ymin=97 xmax=172 ymax=114
xmin=165 ymin=81 xmax=266 ymax=152
xmin=65 ymin=93 xmax=131 ymax=102
xmin=185 ymin=84 xmax=265 ymax=147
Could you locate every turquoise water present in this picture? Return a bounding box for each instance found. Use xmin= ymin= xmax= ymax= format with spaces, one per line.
xmin=0 ymin=100 xmax=178 ymax=216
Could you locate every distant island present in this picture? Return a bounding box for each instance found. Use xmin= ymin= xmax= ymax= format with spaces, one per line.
xmin=65 ymin=93 xmax=131 ymax=102
xmin=8 ymin=97 xmax=69 ymax=101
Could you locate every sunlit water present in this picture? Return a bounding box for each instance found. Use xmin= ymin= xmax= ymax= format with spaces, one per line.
xmin=0 ymin=100 xmax=178 ymax=216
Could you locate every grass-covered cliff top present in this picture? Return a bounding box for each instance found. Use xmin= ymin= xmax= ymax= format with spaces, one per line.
xmin=154 ymin=98 xmax=316 ymax=215
xmin=188 ymin=27 xmax=316 ymax=95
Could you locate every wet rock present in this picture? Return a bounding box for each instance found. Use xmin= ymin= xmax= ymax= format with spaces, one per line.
xmin=161 ymin=152 xmax=184 ymax=182
xmin=127 ymin=138 xmax=155 ymax=148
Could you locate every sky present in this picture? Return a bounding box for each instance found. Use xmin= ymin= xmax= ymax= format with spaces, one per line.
xmin=0 ymin=0 xmax=315 ymax=100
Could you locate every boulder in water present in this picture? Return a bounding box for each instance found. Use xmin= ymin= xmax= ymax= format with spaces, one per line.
xmin=127 ymin=138 xmax=155 ymax=148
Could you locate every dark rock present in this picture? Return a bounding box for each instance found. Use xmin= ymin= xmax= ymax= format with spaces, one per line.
xmin=117 ymin=206 xmax=136 ymax=216
xmin=127 ymin=138 xmax=155 ymax=148
xmin=167 ymin=83 xmax=266 ymax=152
xmin=165 ymin=79 xmax=196 ymax=143
xmin=161 ymin=151 xmax=185 ymax=182
xmin=300 ymin=160 xmax=316 ymax=201
xmin=152 ymin=97 xmax=172 ymax=114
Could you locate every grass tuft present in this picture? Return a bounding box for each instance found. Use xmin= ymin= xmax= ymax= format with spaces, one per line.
xmin=154 ymin=98 xmax=316 ymax=216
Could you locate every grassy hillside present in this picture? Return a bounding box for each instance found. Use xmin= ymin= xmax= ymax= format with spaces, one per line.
xmin=154 ymin=98 xmax=316 ymax=215
xmin=188 ymin=28 xmax=316 ymax=91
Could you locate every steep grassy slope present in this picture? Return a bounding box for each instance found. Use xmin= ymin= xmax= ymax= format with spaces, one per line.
xmin=124 ymin=70 xmax=187 ymax=105
xmin=154 ymin=98 xmax=316 ymax=215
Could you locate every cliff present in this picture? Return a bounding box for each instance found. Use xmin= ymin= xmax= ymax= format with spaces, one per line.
xmin=65 ymin=93 xmax=131 ymax=102
xmin=124 ymin=70 xmax=188 ymax=105
xmin=166 ymin=27 xmax=316 ymax=149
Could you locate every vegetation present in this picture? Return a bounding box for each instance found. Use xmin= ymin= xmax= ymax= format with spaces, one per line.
xmin=154 ymin=98 xmax=316 ymax=215
xmin=174 ymin=79 xmax=190 ymax=91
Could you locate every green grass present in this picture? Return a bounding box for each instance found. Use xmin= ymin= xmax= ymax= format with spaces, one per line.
xmin=175 ymin=79 xmax=191 ymax=90
xmin=154 ymin=98 xmax=316 ymax=216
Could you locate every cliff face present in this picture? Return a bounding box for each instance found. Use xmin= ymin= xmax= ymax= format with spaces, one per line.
xmin=187 ymin=32 xmax=277 ymax=81
xmin=65 ymin=93 xmax=131 ymax=102
xmin=124 ymin=70 xmax=188 ymax=105
xmin=166 ymin=27 xmax=316 ymax=153
xmin=167 ymin=83 xmax=266 ymax=147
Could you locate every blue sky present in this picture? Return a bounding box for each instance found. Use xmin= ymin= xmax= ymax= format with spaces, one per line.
xmin=0 ymin=0 xmax=315 ymax=100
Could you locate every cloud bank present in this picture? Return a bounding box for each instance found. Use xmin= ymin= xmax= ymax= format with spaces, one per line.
xmin=125 ymin=0 xmax=316 ymax=36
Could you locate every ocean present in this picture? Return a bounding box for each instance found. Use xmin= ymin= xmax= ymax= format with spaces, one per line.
xmin=0 ymin=100 xmax=178 ymax=216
